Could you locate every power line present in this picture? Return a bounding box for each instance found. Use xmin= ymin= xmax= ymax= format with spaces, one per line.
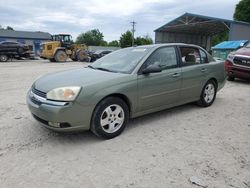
xmin=131 ymin=21 xmax=136 ymax=46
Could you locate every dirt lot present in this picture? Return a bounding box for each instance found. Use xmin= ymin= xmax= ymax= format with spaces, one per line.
xmin=0 ymin=60 xmax=249 ymax=188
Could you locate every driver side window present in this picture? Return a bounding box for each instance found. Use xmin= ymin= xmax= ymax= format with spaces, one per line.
xmin=145 ymin=47 xmax=177 ymax=70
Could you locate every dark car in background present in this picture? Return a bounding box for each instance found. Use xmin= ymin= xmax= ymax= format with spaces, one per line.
xmin=225 ymin=43 xmax=250 ymax=81
xmin=0 ymin=41 xmax=32 ymax=62
xmin=89 ymin=50 xmax=113 ymax=62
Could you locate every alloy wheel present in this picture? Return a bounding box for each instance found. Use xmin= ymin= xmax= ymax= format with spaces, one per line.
xmin=100 ymin=104 xmax=125 ymax=133
xmin=203 ymin=83 xmax=215 ymax=103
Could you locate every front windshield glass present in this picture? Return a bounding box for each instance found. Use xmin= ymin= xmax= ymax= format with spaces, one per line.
xmin=246 ymin=43 xmax=250 ymax=48
xmin=91 ymin=47 xmax=151 ymax=74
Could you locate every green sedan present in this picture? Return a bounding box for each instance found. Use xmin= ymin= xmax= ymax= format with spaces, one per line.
xmin=27 ymin=44 xmax=226 ymax=139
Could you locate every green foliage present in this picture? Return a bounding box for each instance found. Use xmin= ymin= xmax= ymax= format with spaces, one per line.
xmin=76 ymin=29 xmax=153 ymax=48
xmin=211 ymin=31 xmax=229 ymax=47
xmin=135 ymin=35 xmax=153 ymax=46
xmin=76 ymin=29 xmax=105 ymax=46
xmin=0 ymin=26 xmax=14 ymax=30
xmin=6 ymin=26 xmax=14 ymax=30
xmin=120 ymin=30 xmax=133 ymax=48
xmin=234 ymin=0 xmax=250 ymax=22
xmin=108 ymin=40 xmax=120 ymax=47
xmin=119 ymin=31 xmax=153 ymax=48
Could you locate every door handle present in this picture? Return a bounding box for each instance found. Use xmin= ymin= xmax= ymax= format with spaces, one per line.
xmin=201 ymin=68 xmax=207 ymax=72
xmin=172 ymin=73 xmax=180 ymax=78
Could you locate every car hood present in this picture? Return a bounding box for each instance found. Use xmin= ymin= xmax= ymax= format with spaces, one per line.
xmin=34 ymin=67 xmax=127 ymax=93
xmin=234 ymin=47 xmax=250 ymax=56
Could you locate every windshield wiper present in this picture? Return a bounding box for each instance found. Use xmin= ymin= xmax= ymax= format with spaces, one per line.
xmin=88 ymin=65 xmax=96 ymax=69
xmin=95 ymin=67 xmax=118 ymax=73
xmin=88 ymin=65 xmax=117 ymax=73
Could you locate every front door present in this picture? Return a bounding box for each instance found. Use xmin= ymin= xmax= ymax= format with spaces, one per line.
xmin=137 ymin=46 xmax=181 ymax=112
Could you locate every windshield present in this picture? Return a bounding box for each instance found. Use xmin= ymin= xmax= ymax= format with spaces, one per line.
xmin=91 ymin=47 xmax=151 ymax=74
xmin=246 ymin=43 xmax=250 ymax=48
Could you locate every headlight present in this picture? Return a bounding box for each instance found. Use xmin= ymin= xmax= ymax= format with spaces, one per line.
xmin=227 ymin=53 xmax=235 ymax=62
xmin=46 ymin=86 xmax=81 ymax=101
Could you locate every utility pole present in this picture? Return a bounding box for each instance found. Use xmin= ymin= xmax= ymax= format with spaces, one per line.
xmin=131 ymin=21 xmax=136 ymax=46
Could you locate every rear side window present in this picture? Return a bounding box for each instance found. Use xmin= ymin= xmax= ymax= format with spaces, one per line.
xmin=145 ymin=47 xmax=178 ymax=70
xmin=180 ymin=47 xmax=201 ymax=66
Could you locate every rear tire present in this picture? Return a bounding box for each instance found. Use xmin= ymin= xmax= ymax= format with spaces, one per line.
xmin=0 ymin=55 xmax=8 ymax=62
xmin=227 ymin=76 xmax=235 ymax=81
xmin=197 ymin=80 xmax=217 ymax=107
xmin=55 ymin=50 xmax=67 ymax=62
xmin=91 ymin=97 xmax=129 ymax=139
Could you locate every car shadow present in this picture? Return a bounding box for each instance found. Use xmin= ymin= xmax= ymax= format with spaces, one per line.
xmin=37 ymin=103 xmax=197 ymax=145
xmin=232 ymin=78 xmax=250 ymax=85
xmin=126 ymin=103 xmax=198 ymax=131
xmin=36 ymin=99 xmax=225 ymax=146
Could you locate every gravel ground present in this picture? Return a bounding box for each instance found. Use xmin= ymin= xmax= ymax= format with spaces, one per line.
xmin=0 ymin=60 xmax=249 ymax=188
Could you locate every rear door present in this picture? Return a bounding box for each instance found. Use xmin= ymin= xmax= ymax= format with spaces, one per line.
xmin=178 ymin=46 xmax=210 ymax=102
xmin=137 ymin=46 xmax=182 ymax=111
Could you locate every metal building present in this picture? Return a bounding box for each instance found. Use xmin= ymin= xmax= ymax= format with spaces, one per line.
xmin=0 ymin=30 xmax=51 ymax=55
xmin=155 ymin=13 xmax=250 ymax=50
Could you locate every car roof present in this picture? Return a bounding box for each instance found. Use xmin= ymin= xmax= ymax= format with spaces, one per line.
xmin=137 ymin=43 xmax=202 ymax=48
xmin=130 ymin=43 xmax=207 ymax=52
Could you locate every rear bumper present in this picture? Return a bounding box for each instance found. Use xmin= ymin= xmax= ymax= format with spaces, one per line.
xmin=227 ymin=65 xmax=250 ymax=79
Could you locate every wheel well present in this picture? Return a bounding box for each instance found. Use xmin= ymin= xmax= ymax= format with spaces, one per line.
xmin=54 ymin=48 xmax=66 ymax=55
xmin=208 ymin=78 xmax=218 ymax=89
xmin=101 ymin=94 xmax=131 ymax=115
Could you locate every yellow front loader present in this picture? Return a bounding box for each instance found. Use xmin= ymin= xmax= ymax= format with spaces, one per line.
xmin=40 ymin=34 xmax=88 ymax=62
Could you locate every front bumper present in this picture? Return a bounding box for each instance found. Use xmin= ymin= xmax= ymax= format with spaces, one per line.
xmin=227 ymin=65 xmax=250 ymax=79
xmin=26 ymin=90 xmax=93 ymax=132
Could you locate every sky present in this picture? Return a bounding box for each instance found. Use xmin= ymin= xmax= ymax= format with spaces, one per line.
xmin=0 ymin=0 xmax=240 ymax=42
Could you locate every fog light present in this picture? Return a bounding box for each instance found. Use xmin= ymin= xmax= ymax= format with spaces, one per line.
xmin=48 ymin=122 xmax=60 ymax=127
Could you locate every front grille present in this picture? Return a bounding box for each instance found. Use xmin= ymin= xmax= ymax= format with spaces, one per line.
xmin=32 ymin=87 xmax=46 ymax=98
xmin=30 ymin=96 xmax=42 ymax=105
xmin=233 ymin=56 xmax=250 ymax=67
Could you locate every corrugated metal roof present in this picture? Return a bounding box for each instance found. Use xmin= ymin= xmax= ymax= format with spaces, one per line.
xmin=212 ymin=40 xmax=248 ymax=50
xmin=154 ymin=12 xmax=250 ymax=35
xmin=0 ymin=30 xmax=51 ymax=40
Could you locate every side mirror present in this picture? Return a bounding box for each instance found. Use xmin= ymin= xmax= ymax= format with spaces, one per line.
xmin=240 ymin=43 xmax=244 ymax=47
xmin=142 ymin=64 xmax=162 ymax=74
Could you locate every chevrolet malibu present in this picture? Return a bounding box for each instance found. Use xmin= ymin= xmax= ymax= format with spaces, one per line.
xmin=27 ymin=44 xmax=226 ymax=139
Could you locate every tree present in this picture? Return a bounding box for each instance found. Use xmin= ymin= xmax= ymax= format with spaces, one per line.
xmin=135 ymin=35 xmax=153 ymax=46
xmin=6 ymin=26 xmax=14 ymax=30
xmin=234 ymin=0 xmax=250 ymax=22
xmin=108 ymin=40 xmax=120 ymax=47
xmin=76 ymin=29 xmax=105 ymax=46
xmin=120 ymin=30 xmax=133 ymax=48
xmin=211 ymin=31 xmax=229 ymax=46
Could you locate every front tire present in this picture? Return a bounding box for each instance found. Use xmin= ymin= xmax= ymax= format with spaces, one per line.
xmin=197 ymin=80 xmax=217 ymax=107
xmin=55 ymin=50 xmax=67 ymax=62
xmin=91 ymin=97 xmax=129 ymax=139
xmin=0 ymin=55 xmax=8 ymax=62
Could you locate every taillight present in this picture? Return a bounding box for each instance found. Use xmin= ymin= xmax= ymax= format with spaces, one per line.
xmin=224 ymin=60 xmax=233 ymax=71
